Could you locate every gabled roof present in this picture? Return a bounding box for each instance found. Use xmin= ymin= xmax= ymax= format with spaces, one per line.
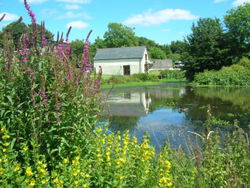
xmin=94 ymin=46 xmax=146 ymax=60
xmin=150 ymin=59 xmax=173 ymax=69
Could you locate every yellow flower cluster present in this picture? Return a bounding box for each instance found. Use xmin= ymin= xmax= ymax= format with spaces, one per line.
xmin=158 ymin=154 xmax=173 ymax=188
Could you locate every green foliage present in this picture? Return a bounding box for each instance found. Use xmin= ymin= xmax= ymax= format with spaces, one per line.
xmin=0 ymin=21 xmax=53 ymax=48
xmin=193 ymin=57 xmax=250 ymax=87
xmin=183 ymin=18 xmax=231 ymax=80
xmin=104 ymin=73 xmax=159 ymax=84
xmin=131 ymin=73 xmax=159 ymax=82
xmin=224 ymin=3 xmax=250 ymax=58
xmin=159 ymin=70 xmax=186 ymax=80
xmin=149 ymin=47 xmax=167 ymax=60
xmin=70 ymin=39 xmax=84 ymax=60
xmin=0 ymin=124 xmax=173 ymax=187
xmin=103 ymin=23 xmax=138 ymax=48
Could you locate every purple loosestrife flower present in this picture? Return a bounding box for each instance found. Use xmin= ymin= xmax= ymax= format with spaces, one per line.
xmin=24 ymin=0 xmax=36 ymax=25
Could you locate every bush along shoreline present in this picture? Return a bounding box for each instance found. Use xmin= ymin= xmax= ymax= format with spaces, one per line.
xmin=0 ymin=1 xmax=249 ymax=187
xmin=192 ymin=56 xmax=250 ymax=87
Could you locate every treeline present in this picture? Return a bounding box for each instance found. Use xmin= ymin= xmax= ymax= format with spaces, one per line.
xmin=70 ymin=23 xmax=182 ymax=63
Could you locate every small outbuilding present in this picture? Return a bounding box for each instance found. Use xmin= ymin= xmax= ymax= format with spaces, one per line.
xmin=148 ymin=59 xmax=173 ymax=71
xmin=94 ymin=46 xmax=150 ymax=75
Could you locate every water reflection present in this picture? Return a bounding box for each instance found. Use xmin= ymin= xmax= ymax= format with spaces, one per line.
xmin=101 ymin=83 xmax=250 ymax=152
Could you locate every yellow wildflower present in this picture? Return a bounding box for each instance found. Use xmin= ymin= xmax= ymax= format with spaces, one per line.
xmin=97 ymin=153 xmax=102 ymax=158
xmin=72 ymin=156 xmax=80 ymax=165
xmin=74 ymin=180 xmax=79 ymax=185
xmin=85 ymin=174 xmax=90 ymax=178
xmin=63 ymin=158 xmax=69 ymax=164
xmin=2 ymin=148 xmax=6 ymax=152
xmin=96 ymin=128 xmax=102 ymax=133
xmin=14 ymin=165 xmax=20 ymax=172
xmin=23 ymin=146 xmax=28 ymax=152
xmin=0 ymin=167 xmax=3 ymax=175
xmin=1 ymin=127 xmax=6 ymax=133
xmin=120 ymin=176 xmax=124 ymax=180
xmin=83 ymin=183 xmax=88 ymax=188
xmin=37 ymin=161 xmax=43 ymax=165
xmin=28 ymin=180 xmax=35 ymax=188
xmin=145 ymin=169 xmax=150 ymax=174
xmin=38 ymin=167 xmax=46 ymax=176
xmin=2 ymin=134 xmax=10 ymax=139
xmin=26 ymin=167 xmax=33 ymax=176
xmin=165 ymin=160 xmax=171 ymax=170
xmin=53 ymin=177 xmax=59 ymax=183
xmin=41 ymin=178 xmax=49 ymax=184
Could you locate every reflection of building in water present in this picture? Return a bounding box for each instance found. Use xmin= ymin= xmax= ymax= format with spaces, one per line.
xmin=104 ymin=91 xmax=151 ymax=117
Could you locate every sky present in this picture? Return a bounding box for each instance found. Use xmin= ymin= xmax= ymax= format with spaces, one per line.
xmin=0 ymin=0 xmax=249 ymax=45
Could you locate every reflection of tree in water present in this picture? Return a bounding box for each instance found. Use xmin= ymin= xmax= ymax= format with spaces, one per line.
xmin=108 ymin=116 xmax=139 ymax=133
xmin=179 ymin=86 xmax=250 ymax=128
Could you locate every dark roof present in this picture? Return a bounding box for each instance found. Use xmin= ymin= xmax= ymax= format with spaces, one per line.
xmin=150 ymin=59 xmax=173 ymax=69
xmin=94 ymin=46 xmax=146 ymax=60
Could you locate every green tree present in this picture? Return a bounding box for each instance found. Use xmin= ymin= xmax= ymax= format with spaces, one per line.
xmin=70 ymin=39 xmax=84 ymax=61
xmin=103 ymin=23 xmax=138 ymax=47
xmin=224 ymin=3 xmax=250 ymax=59
xmin=0 ymin=21 xmax=53 ymax=47
xmin=183 ymin=18 xmax=230 ymax=80
xmin=170 ymin=40 xmax=187 ymax=54
xmin=149 ymin=46 xmax=167 ymax=59
xmin=0 ymin=21 xmax=26 ymax=47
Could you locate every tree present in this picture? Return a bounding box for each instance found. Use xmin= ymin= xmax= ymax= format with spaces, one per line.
xmin=170 ymin=40 xmax=187 ymax=54
xmin=224 ymin=3 xmax=250 ymax=58
xmin=70 ymin=39 xmax=84 ymax=60
xmin=183 ymin=18 xmax=230 ymax=80
xmin=0 ymin=21 xmax=53 ymax=47
xmin=0 ymin=21 xmax=26 ymax=47
xmin=149 ymin=47 xmax=167 ymax=60
xmin=103 ymin=23 xmax=138 ymax=47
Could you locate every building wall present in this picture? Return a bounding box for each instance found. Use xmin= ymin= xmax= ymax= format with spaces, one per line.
xmin=94 ymin=58 xmax=142 ymax=75
xmin=140 ymin=48 xmax=148 ymax=73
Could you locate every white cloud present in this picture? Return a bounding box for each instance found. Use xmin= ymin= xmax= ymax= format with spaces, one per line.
xmin=162 ymin=28 xmax=171 ymax=32
xmin=214 ymin=0 xmax=227 ymax=3
xmin=57 ymin=11 xmax=91 ymax=19
xmin=178 ymin=31 xmax=185 ymax=35
xmin=65 ymin=4 xmax=81 ymax=10
xmin=56 ymin=0 xmax=91 ymax=4
xmin=67 ymin=21 xmax=89 ymax=29
xmin=123 ymin=9 xmax=199 ymax=26
xmin=232 ymin=0 xmax=250 ymax=6
xmin=41 ymin=9 xmax=57 ymax=18
xmin=19 ymin=0 xmax=47 ymax=4
xmin=0 ymin=12 xmax=19 ymax=21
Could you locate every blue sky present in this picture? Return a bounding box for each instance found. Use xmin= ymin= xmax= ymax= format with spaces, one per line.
xmin=0 ymin=0 xmax=249 ymax=44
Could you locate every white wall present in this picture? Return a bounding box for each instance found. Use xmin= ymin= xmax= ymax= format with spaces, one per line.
xmin=94 ymin=59 xmax=142 ymax=75
xmin=140 ymin=48 xmax=148 ymax=73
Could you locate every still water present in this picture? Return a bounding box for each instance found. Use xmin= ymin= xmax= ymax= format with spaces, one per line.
xmin=100 ymin=82 xmax=250 ymax=152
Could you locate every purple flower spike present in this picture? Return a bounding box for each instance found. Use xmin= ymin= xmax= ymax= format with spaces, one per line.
xmin=24 ymin=0 xmax=36 ymax=25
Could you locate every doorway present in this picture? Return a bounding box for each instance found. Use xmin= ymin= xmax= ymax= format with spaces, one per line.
xmin=123 ymin=65 xmax=130 ymax=75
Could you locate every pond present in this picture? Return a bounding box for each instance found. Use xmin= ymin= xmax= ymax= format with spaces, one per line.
xmin=100 ymin=82 xmax=250 ymax=152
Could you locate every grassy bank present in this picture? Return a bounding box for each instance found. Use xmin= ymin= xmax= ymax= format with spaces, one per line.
xmin=100 ymin=71 xmax=186 ymax=88
xmin=101 ymin=78 xmax=186 ymax=88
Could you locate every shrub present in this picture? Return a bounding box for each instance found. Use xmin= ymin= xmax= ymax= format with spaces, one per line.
xmin=159 ymin=70 xmax=186 ymax=80
xmin=131 ymin=73 xmax=159 ymax=82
